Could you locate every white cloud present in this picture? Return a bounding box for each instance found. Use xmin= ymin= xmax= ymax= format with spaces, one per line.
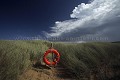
xmin=44 ymin=0 xmax=120 ymax=42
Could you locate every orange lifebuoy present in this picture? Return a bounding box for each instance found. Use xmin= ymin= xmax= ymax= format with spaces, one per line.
xmin=43 ymin=49 xmax=60 ymax=65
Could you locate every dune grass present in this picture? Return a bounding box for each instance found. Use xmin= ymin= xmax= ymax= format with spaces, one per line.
xmin=0 ymin=40 xmax=48 ymax=80
xmin=53 ymin=42 xmax=120 ymax=79
xmin=0 ymin=40 xmax=120 ymax=80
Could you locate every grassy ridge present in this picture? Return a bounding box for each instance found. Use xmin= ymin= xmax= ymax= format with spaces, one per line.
xmin=0 ymin=41 xmax=29 ymax=80
xmin=53 ymin=42 xmax=120 ymax=79
xmin=0 ymin=40 xmax=120 ymax=80
xmin=0 ymin=40 xmax=48 ymax=80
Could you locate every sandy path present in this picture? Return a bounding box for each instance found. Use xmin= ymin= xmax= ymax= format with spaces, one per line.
xmin=19 ymin=65 xmax=74 ymax=80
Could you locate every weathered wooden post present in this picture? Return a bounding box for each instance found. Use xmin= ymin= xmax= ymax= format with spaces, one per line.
xmin=50 ymin=42 xmax=54 ymax=62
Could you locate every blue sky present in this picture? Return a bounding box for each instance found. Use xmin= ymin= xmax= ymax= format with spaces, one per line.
xmin=0 ymin=0 xmax=88 ymax=39
xmin=0 ymin=0 xmax=120 ymax=42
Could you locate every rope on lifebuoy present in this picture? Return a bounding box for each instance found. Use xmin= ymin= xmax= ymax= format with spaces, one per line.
xmin=43 ymin=49 xmax=60 ymax=65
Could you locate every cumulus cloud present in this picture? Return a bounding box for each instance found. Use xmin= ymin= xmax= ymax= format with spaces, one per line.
xmin=44 ymin=0 xmax=120 ymax=42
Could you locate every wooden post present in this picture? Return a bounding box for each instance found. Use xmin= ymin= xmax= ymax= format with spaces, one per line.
xmin=50 ymin=42 xmax=57 ymax=67
xmin=51 ymin=42 xmax=53 ymax=48
xmin=51 ymin=42 xmax=54 ymax=62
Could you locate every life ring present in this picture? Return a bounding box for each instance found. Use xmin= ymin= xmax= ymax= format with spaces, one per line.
xmin=43 ymin=49 xmax=60 ymax=65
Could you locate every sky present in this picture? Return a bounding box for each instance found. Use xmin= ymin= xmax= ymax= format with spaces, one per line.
xmin=0 ymin=0 xmax=120 ymax=42
xmin=0 ymin=0 xmax=88 ymax=40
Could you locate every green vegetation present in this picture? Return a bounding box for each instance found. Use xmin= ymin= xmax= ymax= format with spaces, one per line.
xmin=53 ymin=42 xmax=120 ymax=79
xmin=0 ymin=40 xmax=48 ymax=80
xmin=0 ymin=40 xmax=120 ymax=80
